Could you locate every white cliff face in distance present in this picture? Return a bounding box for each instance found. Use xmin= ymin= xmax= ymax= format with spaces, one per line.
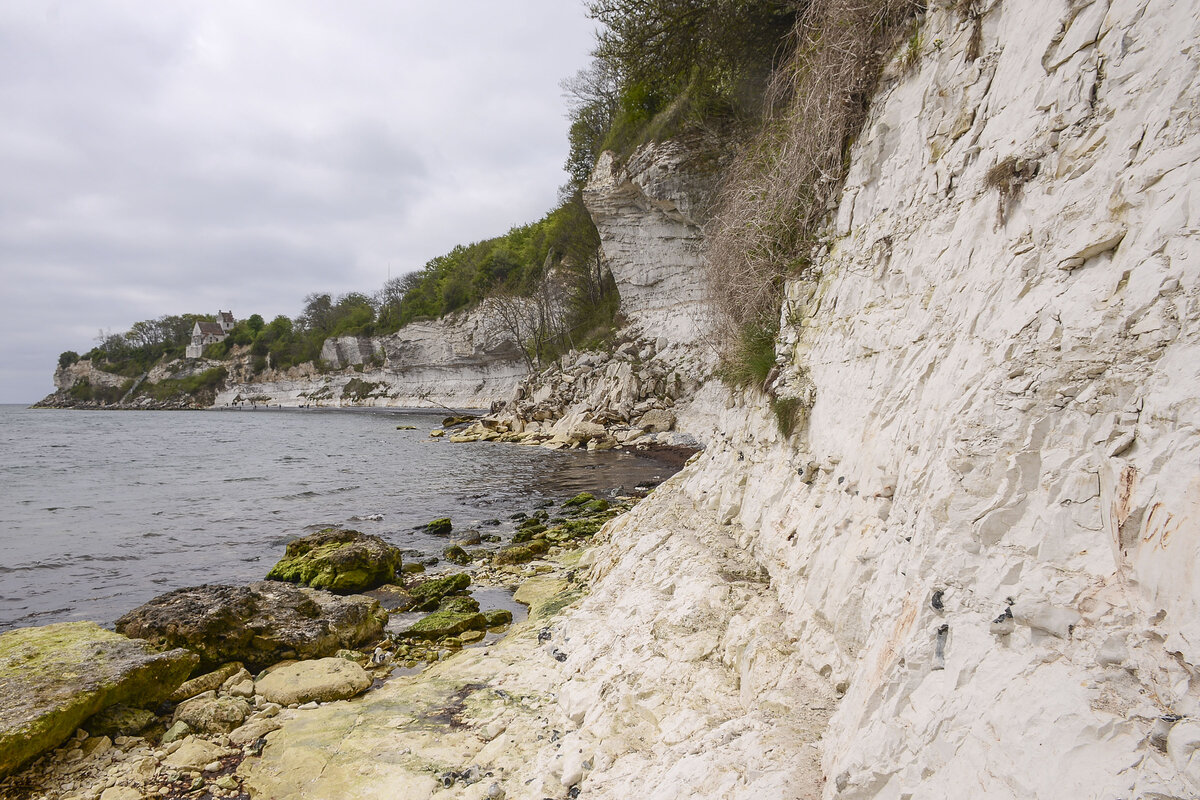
xmin=214 ymin=302 xmax=528 ymax=409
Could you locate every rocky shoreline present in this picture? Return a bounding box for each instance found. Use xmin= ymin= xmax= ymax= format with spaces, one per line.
xmin=0 ymin=484 xmax=633 ymax=800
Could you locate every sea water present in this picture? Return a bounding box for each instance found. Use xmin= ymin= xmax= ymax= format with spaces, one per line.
xmin=0 ymin=405 xmax=680 ymax=631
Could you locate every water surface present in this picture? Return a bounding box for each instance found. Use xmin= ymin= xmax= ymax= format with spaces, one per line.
xmin=0 ymin=405 xmax=678 ymax=631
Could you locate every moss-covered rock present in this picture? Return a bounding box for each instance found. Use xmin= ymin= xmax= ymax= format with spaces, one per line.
xmin=399 ymin=611 xmax=487 ymax=640
xmin=0 ymin=621 xmax=198 ymax=778
xmin=582 ymin=498 xmax=610 ymax=513
xmin=495 ymin=545 xmax=534 ymax=565
xmin=547 ymin=517 xmax=605 ymax=541
xmin=482 ymin=609 xmax=513 ymax=628
xmin=408 ymin=572 xmax=471 ymax=611
xmin=442 ymin=545 xmax=471 ymax=565
xmin=563 ymin=492 xmax=595 ymax=508
xmin=526 ymin=539 xmax=550 ymax=556
xmin=425 ymin=517 xmax=453 ymax=535
xmin=266 ymin=529 xmax=402 ymax=593
xmin=437 ymin=595 xmax=481 ymax=614
xmin=512 ymin=527 xmax=545 ymax=543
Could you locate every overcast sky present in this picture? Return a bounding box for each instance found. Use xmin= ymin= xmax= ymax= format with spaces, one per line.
xmin=0 ymin=2 xmax=598 ymax=403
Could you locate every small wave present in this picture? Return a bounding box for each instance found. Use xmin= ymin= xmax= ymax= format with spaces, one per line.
xmin=223 ymin=476 xmax=267 ymax=483
xmin=43 ymin=506 xmax=62 ymax=512
xmin=142 ymin=532 xmax=163 ymax=538
xmin=281 ymin=490 xmax=320 ymax=500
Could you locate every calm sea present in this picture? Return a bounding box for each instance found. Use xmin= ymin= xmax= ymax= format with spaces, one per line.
xmin=0 ymin=405 xmax=678 ymax=632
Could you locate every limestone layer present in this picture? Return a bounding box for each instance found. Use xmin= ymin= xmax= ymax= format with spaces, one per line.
xmin=215 ymin=303 xmax=528 ymax=409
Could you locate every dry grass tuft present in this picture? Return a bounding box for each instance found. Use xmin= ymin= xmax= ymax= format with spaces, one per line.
xmin=705 ymin=0 xmax=923 ymax=363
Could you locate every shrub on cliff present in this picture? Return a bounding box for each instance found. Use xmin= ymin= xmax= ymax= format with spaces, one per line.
xmin=706 ymin=0 xmax=921 ymax=355
xmin=573 ymin=0 xmax=799 ymax=168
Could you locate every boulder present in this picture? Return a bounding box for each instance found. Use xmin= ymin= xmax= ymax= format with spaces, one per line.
xmin=255 ymin=658 xmax=371 ymax=705
xmin=483 ymin=609 xmax=513 ymax=628
xmin=437 ymin=595 xmax=481 ymax=614
xmin=265 ymin=528 xmax=402 ymax=593
xmin=0 ymin=621 xmax=197 ymax=778
xmin=495 ymin=545 xmax=535 ymax=565
xmin=228 ymin=717 xmax=282 ymax=747
xmin=408 ymin=572 xmax=471 ymax=611
xmin=115 ymin=581 xmax=387 ymax=672
xmin=83 ymin=704 xmax=157 ymax=738
xmin=170 ymin=662 xmax=244 ymax=702
xmin=172 ymin=691 xmax=251 ymax=734
xmin=163 ymin=737 xmax=228 ymax=771
xmin=399 ymin=611 xmax=487 ymax=640
xmin=442 ymin=545 xmax=471 ymax=565
xmin=638 ymin=409 xmax=675 ymax=433
xmin=425 ymin=518 xmax=453 ymax=535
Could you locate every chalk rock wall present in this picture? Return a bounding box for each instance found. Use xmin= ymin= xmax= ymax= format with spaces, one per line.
xmin=51 ymin=360 xmax=128 ymax=392
xmin=584 ymin=132 xmax=728 ymax=344
xmin=656 ymin=0 xmax=1200 ymax=796
xmin=215 ymin=303 xmax=528 ymax=409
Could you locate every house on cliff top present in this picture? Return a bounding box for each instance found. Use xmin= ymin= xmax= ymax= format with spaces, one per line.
xmin=185 ymin=311 xmax=235 ymax=358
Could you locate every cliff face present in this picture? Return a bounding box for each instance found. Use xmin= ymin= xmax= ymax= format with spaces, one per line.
xmin=587 ymin=0 xmax=1200 ymax=795
xmin=583 ymin=131 xmax=728 ymax=345
xmin=436 ymin=0 xmax=1200 ymax=796
xmin=234 ymin=2 xmax=1200 ymax=797
xmin=214 ymin=303 xmax=528 ymax=409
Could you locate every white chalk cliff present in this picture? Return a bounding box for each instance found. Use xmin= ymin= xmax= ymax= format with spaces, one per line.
xmin=214 ymin=303 xmax=528 ymax=409
xmin=584 ymin=131 xmax=726 ymax=345
xmin=242 ymin=0 xmax=1200 ymax=797
xmin=539 ymin=0 xmax=1200 ymax=795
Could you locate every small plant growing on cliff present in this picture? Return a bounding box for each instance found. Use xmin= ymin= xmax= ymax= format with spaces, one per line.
xmin=342 ymin=378 xmax=381 ymax=401
xmin=771 ymin=397 xmax=804 ymax=437
xmin=718 ymin=322 xmax=779 ymax=389
xmin=985 ymin=155 xmax=1039 ymax=223
xmin=58 ymin=351 xmax=80 ymax=369
xmin=900 ymin=27 xmax=923 ymax=72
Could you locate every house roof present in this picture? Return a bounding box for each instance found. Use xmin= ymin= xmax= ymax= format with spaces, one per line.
xmin=219 ymin=311 xmax=234 ymax=324
xmin=196 ymin=321 xmax=225 ymax=335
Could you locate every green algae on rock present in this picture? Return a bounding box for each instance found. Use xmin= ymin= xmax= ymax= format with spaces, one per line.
xmin=266 ymin=528 xmax=403 ymax=593
xmin=483 ymin=609 xmax=513 ymax=628
xmin=400 ymin=611 xmax=488 ymax=639
xmin=408 ymin=572 xmax=471 ymax=611
xmin=495 ymin=545 xmax=535 ymax=565
xmin=0 ymin=621 xmax=198 ymax=778
xmin=437 ymin=595 xmax=482 ymax=614
xmin=425 ymin=517 xmax=453 ymax=535
xmin=442 ymin=544 xmax=471 ymax=565
xmin=562 ymin=492 xmax=595 ymax=507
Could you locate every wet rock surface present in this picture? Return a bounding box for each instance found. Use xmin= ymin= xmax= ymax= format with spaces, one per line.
xmin=114 ymin=581 xmax=387 ymax=673
xmin=0 ymin=622 xmax=197 ymax=779
xmin=264 ymin=528 xmax=403 ymax=593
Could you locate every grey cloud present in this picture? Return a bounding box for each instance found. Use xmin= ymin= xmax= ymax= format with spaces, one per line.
xmin=0 ymin=2 xmax=596 ymax=402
